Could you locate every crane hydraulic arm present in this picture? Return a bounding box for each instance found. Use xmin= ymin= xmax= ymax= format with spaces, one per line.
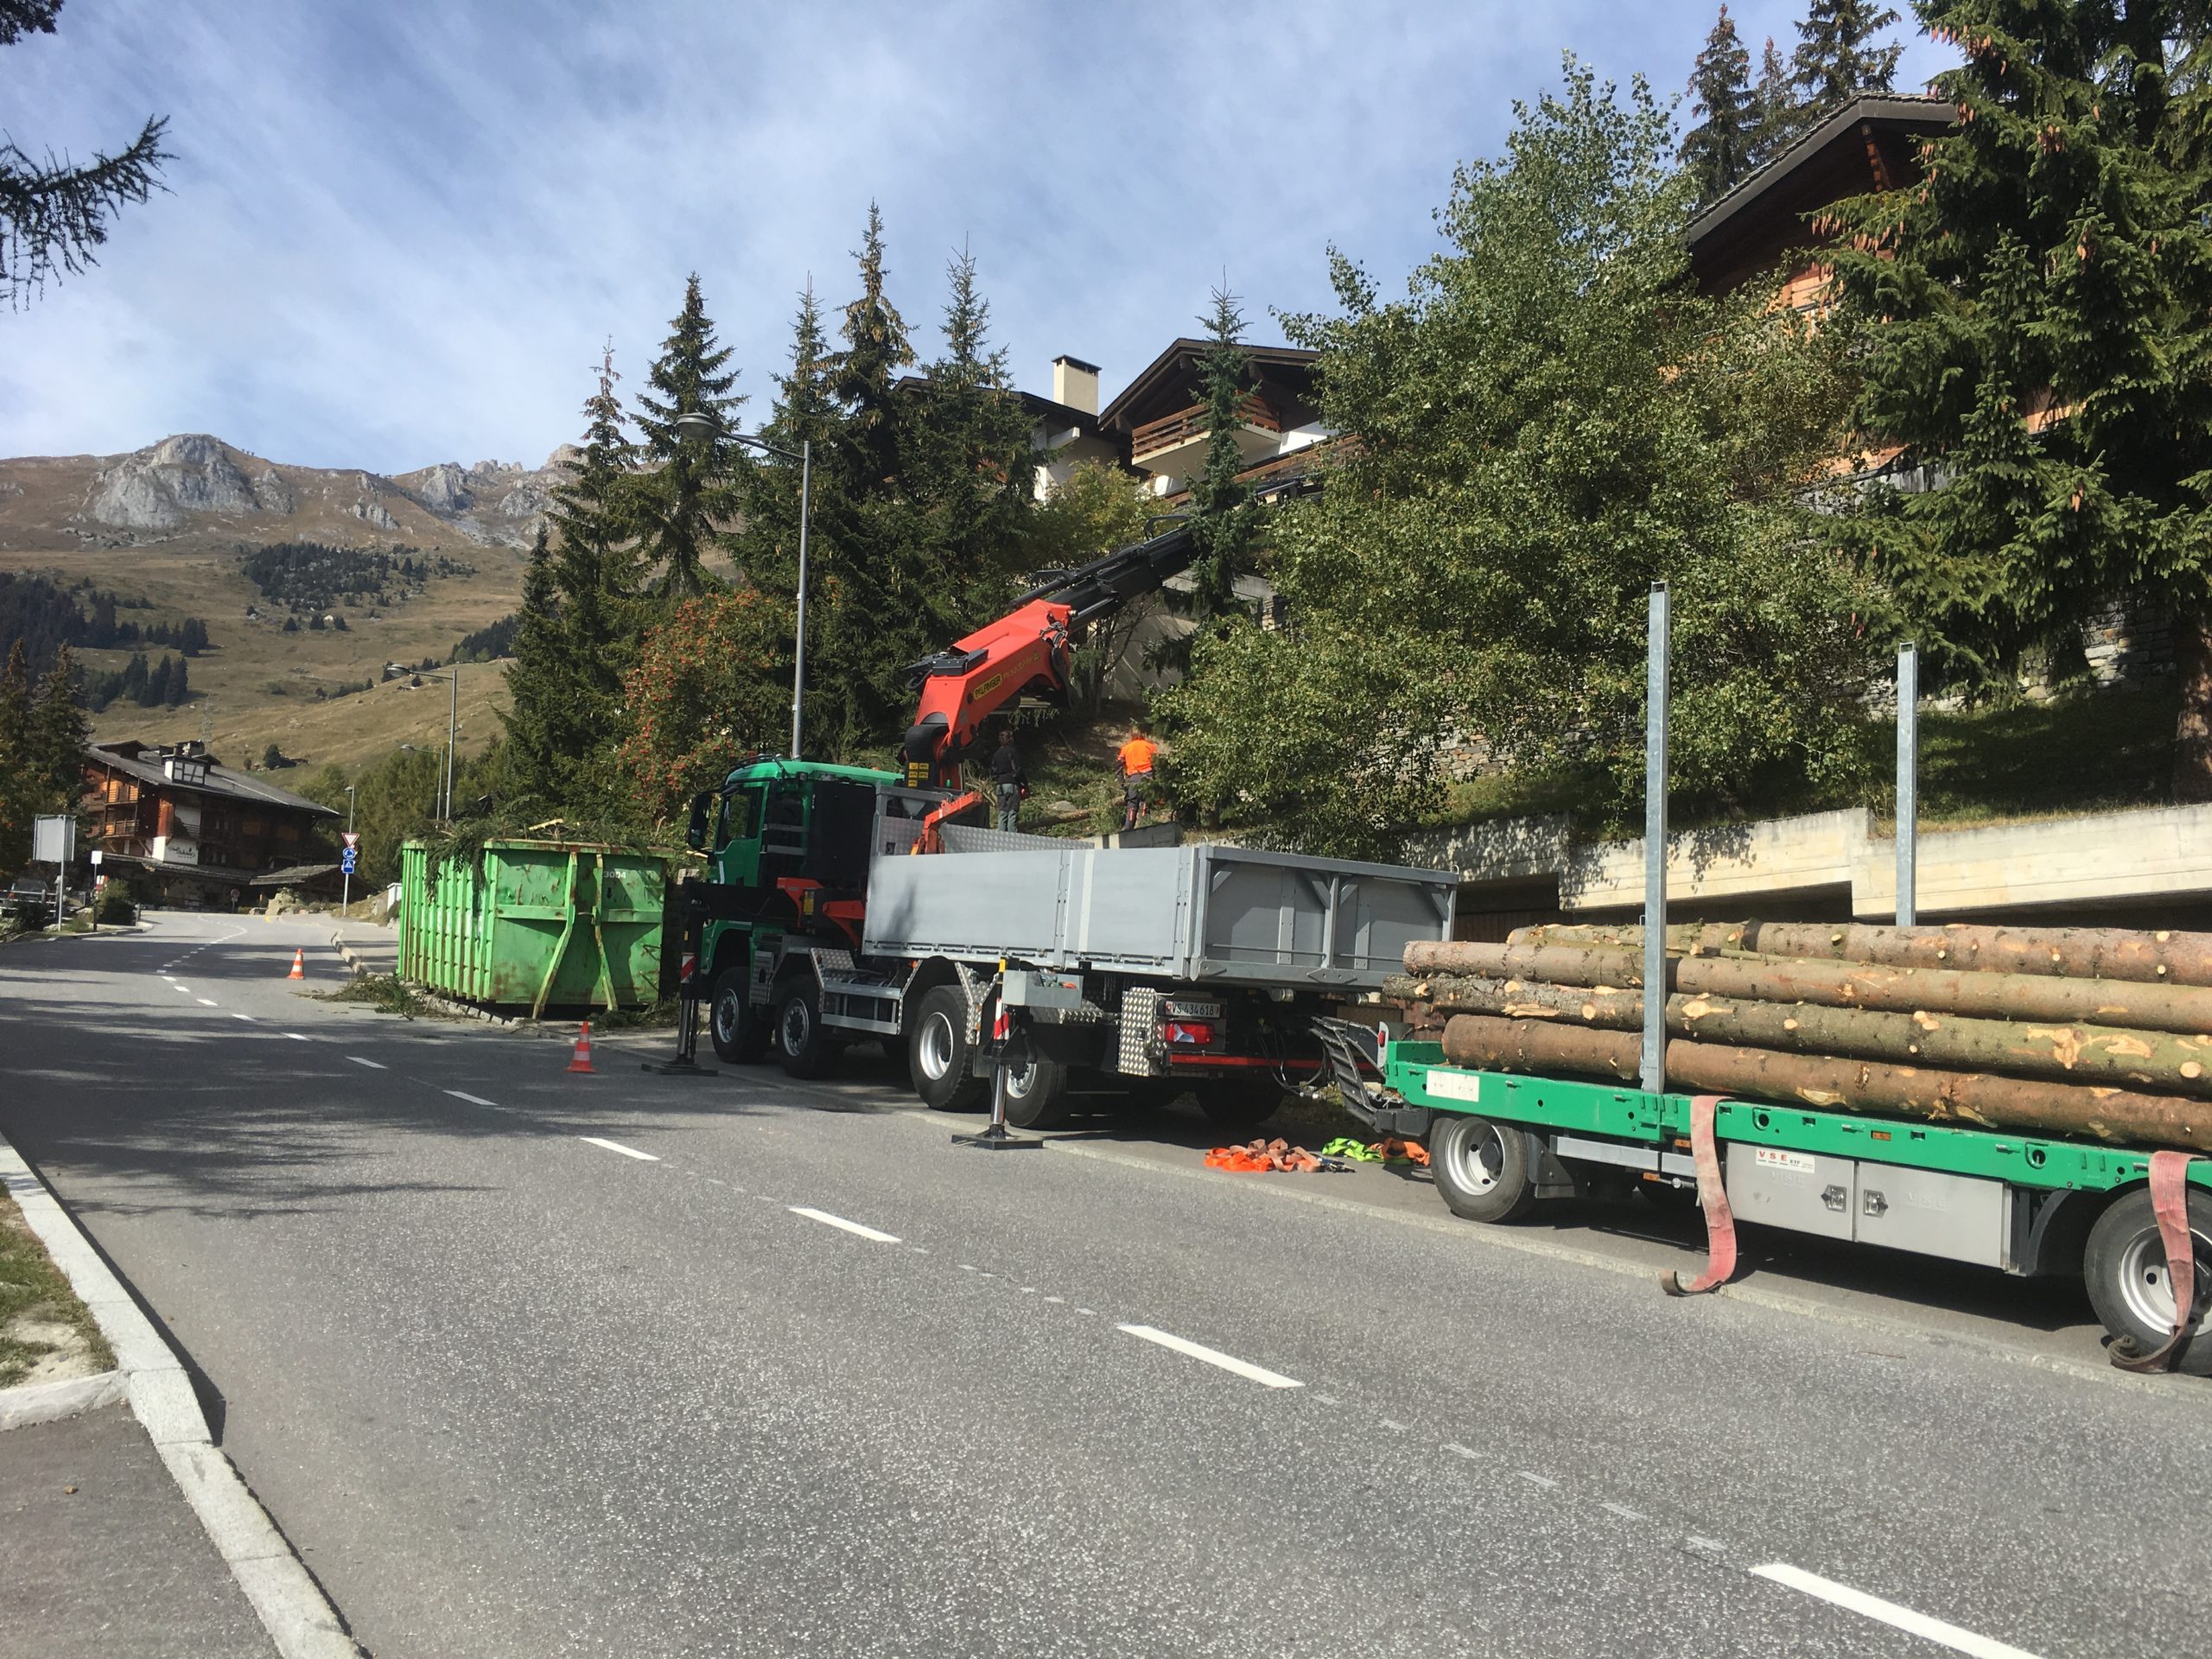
xmin=898 ymin=521 xmax=1194 ymax=787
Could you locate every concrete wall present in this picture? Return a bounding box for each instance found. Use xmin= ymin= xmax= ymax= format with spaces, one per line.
xmin=1406 ymin=802 xmax=2212 ymax=930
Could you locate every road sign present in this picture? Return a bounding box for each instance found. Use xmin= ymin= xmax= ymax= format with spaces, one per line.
xmin=90 ymin=849 xmax=103 ymax=867
xmin=343 ymin=831 xmax=360 ymax=849
xmin=340 ymin=849 xmax=358 ymax=874
xmin=31 ymin=815 xmax=73 ymax=865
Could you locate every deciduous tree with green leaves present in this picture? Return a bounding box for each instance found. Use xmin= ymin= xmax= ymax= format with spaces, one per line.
xmin=614 ymin=589 xmax=794 ymax=822
xmin=1160 ymin=61 xmax=1873 ymax=854
xmin=1827 ymin=0 xmax=2212 ymax=797
xmin=1025 ymin=459 xmax=1160 ymax=715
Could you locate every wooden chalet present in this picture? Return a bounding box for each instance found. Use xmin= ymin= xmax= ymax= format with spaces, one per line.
xmin=81 ymin=740 xmax=343 ymax=908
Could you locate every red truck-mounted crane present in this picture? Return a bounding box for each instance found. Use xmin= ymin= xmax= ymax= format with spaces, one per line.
xmin=896 ymin=520 xmax=1197 ymax=794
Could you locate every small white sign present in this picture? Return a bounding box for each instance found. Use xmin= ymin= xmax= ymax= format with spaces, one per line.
xmin=1426 ymin=1071 xmax=1483 ymax=1103
xmin=89 ymin=849 xmax=103 ymax=866
xmin=1753 ymin=1147 xmax=1816 ymax=1174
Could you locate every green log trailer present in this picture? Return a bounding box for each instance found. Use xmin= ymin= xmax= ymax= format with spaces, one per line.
xmin=1344 ymin=1038 xmax=2212 ymax=1374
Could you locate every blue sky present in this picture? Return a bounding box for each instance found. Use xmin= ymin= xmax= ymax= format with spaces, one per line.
xmin=4 ymin=2 xmax=1955 ymax=474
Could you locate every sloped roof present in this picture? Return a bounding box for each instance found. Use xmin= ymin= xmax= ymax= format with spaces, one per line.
xmin=87 ymin=742 xmax=341 ymax=817
xmin=1096 ymin=339 xmax=1321 ymax=433
xmin=1686 ymin=92 xmax=1957 ymax=257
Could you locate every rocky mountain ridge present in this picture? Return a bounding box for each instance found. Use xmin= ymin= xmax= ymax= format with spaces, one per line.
xmin=4 ymin=433 xmax=577 ymax=550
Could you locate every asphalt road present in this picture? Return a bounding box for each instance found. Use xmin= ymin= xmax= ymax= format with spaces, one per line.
xmin=3 ymin=912 xmax=2206 ymax=1658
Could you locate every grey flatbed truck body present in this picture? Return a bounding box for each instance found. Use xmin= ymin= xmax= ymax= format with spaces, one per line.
xmin=861 ymin=828 xmax=1457 ymax=990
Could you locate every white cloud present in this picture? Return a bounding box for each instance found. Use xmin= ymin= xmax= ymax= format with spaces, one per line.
xmin=0 ymin=1 xmax=1955 ymax=473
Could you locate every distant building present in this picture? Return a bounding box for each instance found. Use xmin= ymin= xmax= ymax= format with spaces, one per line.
xmin=80 ymin=740 xmax=343 ymax=907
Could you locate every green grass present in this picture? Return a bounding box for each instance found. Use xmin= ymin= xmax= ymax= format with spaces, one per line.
xmin=1911 ymin=681 xmax=2177 ymax=824
xmin=1421 ymin=682 xmax=2182 ymax=838
xmin=0 ymin=1189 xmax=115 ymax=1388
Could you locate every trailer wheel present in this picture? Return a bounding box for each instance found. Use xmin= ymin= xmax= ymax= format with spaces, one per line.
xmin=908 ymin=984 xmax=985 ymax=1110
xmin=709 ymin=967 xmax=769 ymax=1065
xmin=2083 ymin=1187 xmax=2212 ymax=1376
xmin=1429 ymin=1112 xmax=1539 ymax=1224
xmin=775 ymin=982 xmax=836 ymax=1080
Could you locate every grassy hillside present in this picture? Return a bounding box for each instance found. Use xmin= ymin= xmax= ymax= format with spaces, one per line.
xmin=0 ymin=439 xmax=533 ymax=772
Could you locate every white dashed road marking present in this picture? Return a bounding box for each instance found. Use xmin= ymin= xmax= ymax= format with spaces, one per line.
xmin=1602 ymin=1501 xmax=1646 ymax=1522
xmin=195 ymin=998 xmax=218 ymax=1007
xmin=1116 ymin=1325 xmax=1303 ymax=1389
xmin=1751 ymin=1564 xmax=2041 ymax=1659
xmin=231 ymin=1013 xmax=254 ymax=1022
xmin=446 ymin=1090 xmax=497 ymax=1107
xmin=284 ymin=1033 xmax=308 ymax=1042
xmin=789 ymin=1206 xmax=899 ymax=1243
xmin=1443 ymin=1442 xmax=1481 ymax=1461
xmin=579 ymin=1136 xmax=659 ymax=1162
xmin=347 ymin=1057 xmax=387 ymax=1071
xmin=1517 ymin=1471 xmax=1559 ymax=1491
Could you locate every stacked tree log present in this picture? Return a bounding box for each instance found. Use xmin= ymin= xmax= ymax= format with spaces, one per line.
xmin=1382 ymin=921 xmax=2212 ymax=1154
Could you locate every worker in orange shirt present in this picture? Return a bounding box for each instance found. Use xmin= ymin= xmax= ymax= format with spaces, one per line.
xmin=1116 ymin=724 xmax=1160 ymax=831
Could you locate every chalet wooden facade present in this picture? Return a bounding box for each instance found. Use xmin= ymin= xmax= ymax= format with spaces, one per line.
xmin=81 ymin=740 xmax=342 ymax=907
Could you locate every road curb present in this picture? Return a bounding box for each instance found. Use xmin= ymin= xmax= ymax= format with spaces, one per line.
xmin=0 ymin=1367 xmax=128 ymax=1431
xmin=0 ymin=1137 xmax=365 ymax=1659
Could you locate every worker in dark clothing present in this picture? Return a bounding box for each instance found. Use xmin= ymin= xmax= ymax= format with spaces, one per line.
xmin=990 ymin=727 xmax=1025 ymax=831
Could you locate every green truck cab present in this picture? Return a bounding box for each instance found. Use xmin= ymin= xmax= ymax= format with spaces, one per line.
xmin=683 ymin=756 xmax=908 ymax=1069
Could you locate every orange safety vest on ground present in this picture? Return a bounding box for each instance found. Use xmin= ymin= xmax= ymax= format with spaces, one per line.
xmin=1117 ymin=736 xmax=1158 ymax=777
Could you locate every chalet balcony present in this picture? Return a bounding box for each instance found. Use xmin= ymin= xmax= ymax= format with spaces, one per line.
xmin=1128 ymin=394 xmax=1281 ymax=475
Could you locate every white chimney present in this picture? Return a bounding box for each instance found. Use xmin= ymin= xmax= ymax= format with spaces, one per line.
xmin=1052 ymin=354 xmax=1100 ymax=416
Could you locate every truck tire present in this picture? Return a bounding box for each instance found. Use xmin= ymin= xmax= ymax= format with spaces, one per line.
xmin=1198 ymin=1077 xmax=1285 ymax=1133
xmin=775 ymin=981 xmax=836 ymax=1080
xmin=999 ymin=1043 xmax=1071 ymax=1129
xmin=908 ymin=983 xmax=985 ymax=1110
xmin=709 ymin=966 xmax=769 ymax=1064
xmin=2083 ymin=1186 xmax=2212 ymax=1375
xmin=1429 ymin=1112 xmax=1540 ymax=1224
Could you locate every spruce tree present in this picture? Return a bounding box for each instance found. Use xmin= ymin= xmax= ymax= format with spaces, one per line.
xmin=29 ymin=645 xmax=87 ymax=805
xmin=497 ymin=526 xmax=569 ymax=804
xmin=1 ymin=1 xmax=170 ymax=308
xmin=1791 ymin=0 xmax=1904 ymax=115
xmin=1829 ymin=0 xmax=2212 ymax=797
xmin=1185 ymin=287 xmax=1259 ymax=635
xmin=632 ymin=273 xmax=744 ymax=598
xmin=507 ymin=344 xmax=642 ymax=807
xmin=0 ymin=639 xmax=31 ymax=876
xmin=909 ymin=244 xmax=1036 ymax=624
xmin=836 ymin=202 xmax=915 ymax=489
xmin=1749 ymin=35 xmax=1803 ymax=164
xmin=1681 ymin=5 xmax=1758 ymax=205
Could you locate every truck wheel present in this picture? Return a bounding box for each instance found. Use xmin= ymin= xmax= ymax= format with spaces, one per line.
xmin=1429 ymin=1112 xmax=1539 ymax=1224
xmin=775 ymin=982 xmax=836 ymax=1080
xmin=2083 ymin=1187 xmax=2212 ymax=1375
xmin=1198 ymin=1077 xmax=1285 ymax=1133
xmin=709 ymin=967 xmax=769 ymax=1064
xmin=908 ymin=984 xmax=984 ymax=1110
xmin=999 ymin=1045 xmax=1071 ymax=1129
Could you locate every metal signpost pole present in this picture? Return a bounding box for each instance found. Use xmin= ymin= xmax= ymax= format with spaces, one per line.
xmin=342 ymin=786 xmax=356 ymax=912
xmin=791 ymin=438 xmax=812 ymax=760
xmin=1896 ymin=642 xmax=1918 ymax=927
xmin=1641 ymin=582 xmax=1670 ymax=1095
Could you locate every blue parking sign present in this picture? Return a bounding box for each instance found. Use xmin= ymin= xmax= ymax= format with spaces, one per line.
xmin=340 ymin=849 xmax=358 ymax=874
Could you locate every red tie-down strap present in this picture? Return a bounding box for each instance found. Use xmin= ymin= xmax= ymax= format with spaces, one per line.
xmin=1662 ymin=1094 xmax=1738 ymax=1298
xmin=2111 ymin=1150 xmax=2202 ymax=1375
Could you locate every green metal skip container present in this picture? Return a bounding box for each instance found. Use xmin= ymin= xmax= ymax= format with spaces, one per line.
xmin=397 ymin=838 xmax=666 ymax=1017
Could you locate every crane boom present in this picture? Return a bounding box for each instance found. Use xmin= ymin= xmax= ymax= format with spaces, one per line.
xmin=899 ymin=521 xmax=1193 ymax=785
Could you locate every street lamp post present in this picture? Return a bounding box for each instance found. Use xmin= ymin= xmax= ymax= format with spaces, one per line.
xmin=387 ymin=663 xmax=460 ymax=818
xmin=671 ymin=410 xmax=811 ymax=759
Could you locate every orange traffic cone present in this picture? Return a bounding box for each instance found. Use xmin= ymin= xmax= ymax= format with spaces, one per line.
xmin=566 ymin=1020 xmax=595 ymax=1074
xmin=287 ymin=948 xmax=305 ymax=981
